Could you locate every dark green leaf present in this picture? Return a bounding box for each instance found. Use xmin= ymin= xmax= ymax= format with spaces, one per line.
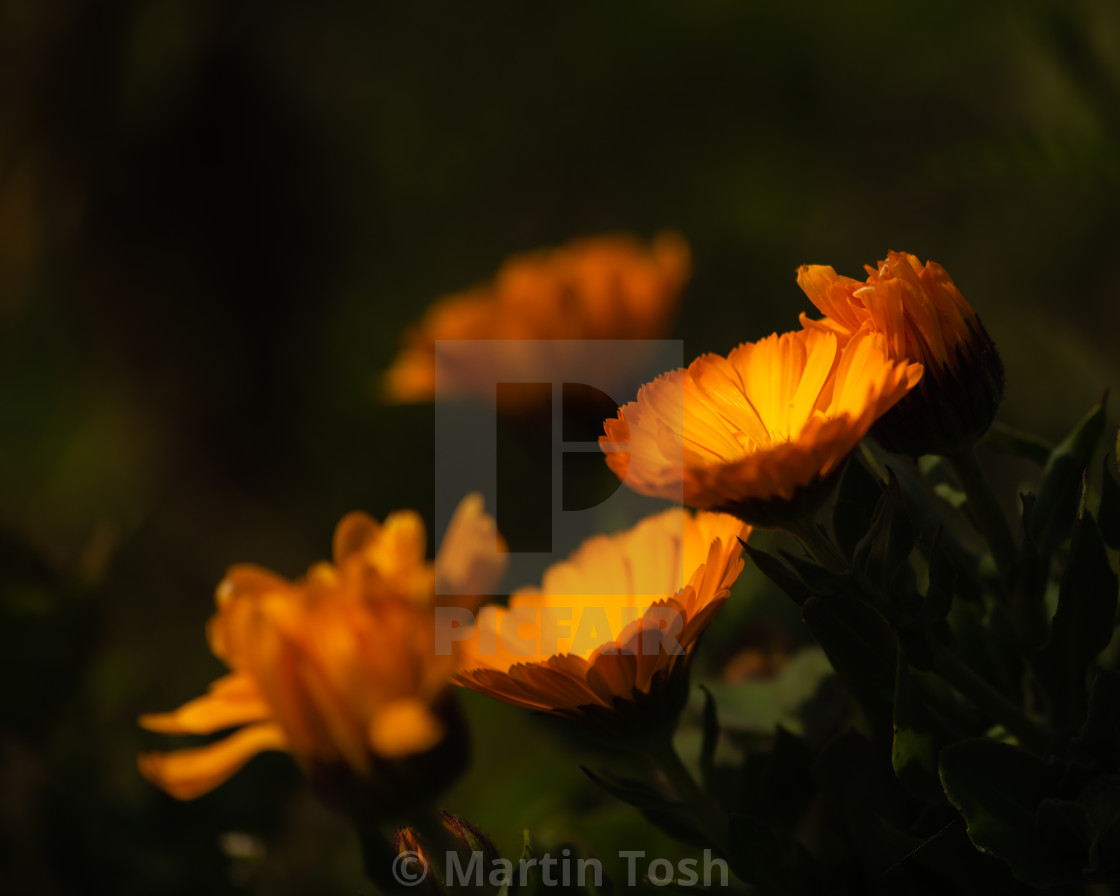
xmin=813 ymin=728 xmax=918 ymax=876
xmin=1034 ymin=512 xmax=1119 ymax=731
xmin=1030 ymin=400 xmax=1106 ymax=560
xmin=832 ymin=453 xmax=883 ymax=560
xmin=741 ymin=542 xmax=811 ymax=607
xmin=580 ymin=767 xmax=707 ymax=847
xmin=1009 ymin=494 xmax=1049 ymax=650
xmin=697 ymin=685 xmax=719 ymax=796
xmin=1073 ymin=669 xmax=1120 ymax=764
xmin=852 ymin=469 xmax=918 ymax=606
xmin=921 ymin=527 xmax=954 ymax=627
xmin=802 ymin=597 xmax=896 ymax=736
xmin=892 ymin=648 xmax=946 ymax=803
xmin=1099 ymin=447 xmax=1120 ymax=550
xmin=983 ymin=422 xmax=1053 ymax=466
xmin=699 ymin=648 xmax=833 ymax=736
xmin=1083 ymin=775 xmax=1120 ymax=878
xmin=726 ymin=814 xmax=819 ymax=895
xmin=920 ymin=454 xmax=970 ymax=516
xmin=1035 ymin=799 xmax=1093 ymax=875
xmin=731 ymin=727 xmax=814 ymax=830
xmin=939 ymin=739 xmax=1064 ymax=886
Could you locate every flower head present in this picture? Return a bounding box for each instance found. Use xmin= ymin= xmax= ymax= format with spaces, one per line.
xmin=138 ymin=496 xmax=504 ymax=805
xmin=383 ymin=233 xmax=690 ymax=406
xmin=600 ymin=328 xmax=922 ymax=526
xmin=798 ymin=251 xmax=1004 ymax=455
xmin=455 ymin=509 xmax=747 ymax=733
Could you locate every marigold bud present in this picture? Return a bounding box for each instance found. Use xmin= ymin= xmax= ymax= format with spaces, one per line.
xmin=798 ymin=251 xmax=1004 ymax=456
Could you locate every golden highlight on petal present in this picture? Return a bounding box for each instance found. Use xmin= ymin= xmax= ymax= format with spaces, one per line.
xmin=137 ymin=723 xmax=289 ymax=801
xmin=456 ymin=509 xmax=748 ymax=725
xmin=601 ymin=328 xmax=922 ymax=523
xmin=368 ymin=698 xmax=444 ymax=758
xmin=139 ymin=495 xmax=500 ymax=800
xmin=382 ymin=233 xmax=691 ymax=405
xmin=138 ymin=674 xmax=270 ymax=735
xmin=797 ymin=251 xmax=1004 ymax=455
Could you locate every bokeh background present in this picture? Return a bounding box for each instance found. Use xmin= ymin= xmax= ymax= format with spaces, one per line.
xmin=2 ymin=1 xmax=1119 ymax=893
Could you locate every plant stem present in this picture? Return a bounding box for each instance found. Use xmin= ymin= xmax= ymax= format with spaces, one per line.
xmin=648 ymin=736 xmax=729 ymax=854
xmin=983 ymin=422 xmax=1052 ymax=466
xmin=930 ymin=642 xmax=1050 ymax=754
xmin=945 ymin=448 xmax=1017 ymax=579
xmin=788 ymin=519 xmax=849 ymax=573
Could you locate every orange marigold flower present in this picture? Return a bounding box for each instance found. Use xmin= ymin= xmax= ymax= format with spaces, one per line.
xmin=138 ymin=496 xmax=504 ymax=804
xmin=600 ymin=328 xmax=923 ymax=526
xmin=798 ymin=251 xmax=1004 ymax=455
xmin=383 ymin=232 xmax=690 ymax=405
xmin=455 ymin=509 xmax=747 ymax=732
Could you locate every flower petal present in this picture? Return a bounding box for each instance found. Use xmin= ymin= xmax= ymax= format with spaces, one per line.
xmin=368 ymin=698 xmax=444 ymax=758
xmin=139 ymin=674 xmax=271 ymax=735
xmin=138 ymin=722 xmax=288 ymax=800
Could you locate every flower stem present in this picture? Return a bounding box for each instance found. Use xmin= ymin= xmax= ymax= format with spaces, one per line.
xmin=648 ymin=736 xmax=728 ymax=854
xmin=945 ymin=448 xmax=1017 ymax=579
xmin=787 ymin=519 xmax=849 ymax=573
xmin=930 ymin=641 xmax=1050 ymax=754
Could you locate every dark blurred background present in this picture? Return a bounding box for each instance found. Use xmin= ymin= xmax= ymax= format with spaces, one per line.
xmin=2 ymin=1 xmax=1119 ymax=893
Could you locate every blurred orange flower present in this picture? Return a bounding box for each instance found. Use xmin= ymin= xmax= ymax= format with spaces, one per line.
xmin=138 ymin=496 xmax=504 ymax=801
xmin=797 ymin=251 xmax=1003 ymax=455
xmin=600 ymin=328 xmax=922 ymax=525
xmin=455 ymin=509 xmax=747 ymax=728
xmin=383 ymin=233 xmax=690 ymax=405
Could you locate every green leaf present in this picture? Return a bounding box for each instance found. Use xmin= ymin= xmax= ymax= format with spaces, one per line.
xmin=508 ymin=830 xmax=546 ymax=896
xmin=939 ymin=739 xmax=1064 ymax=885
xmin=813 ymin=728 xmax=917 ymax=875
xmin=778 ymin=548 xmax=858 ymax=599
xmin=741 ymin=542 xmax=811 ymax=607
xmin=726 ymin=814 xmax=820 ymax=895
xmin=920 ymin=454 xmax=969 ymax=514
xmin=1098 ymin=446 xmax=1120 ymax=550
xmin=699 ymin=648 xmax=833 ymax=736
xmin=921 ymin=527 xmax=955 ymax=627
xmin=896 ymin=527 xmax=957 ymax=671
xmin=1010 ymin=494 xmax=1049 ymax=650
xmin=832 ymin=453 xmax=883 ymax=560
xmin=983 ymin=421 xmax=1053 ymax=466
xmin=1030 ymin=400 xmax=1106 ymax=560
xmin=731 ymin=727 xmax=814 ymax=830
xmin=892 ymin=648 xmax=946 ymax=803
xmin=1072 ymin=669 xmax=1120 ymax=764
xmin=1034 ymin=512 xmax=1119 ymax=731
xmin=697 ymin=685 xmax=719 ymax=795
xmin=802 ymin=596 xmax=896 ymax=735
xmin=1083 ymin=775 xmax=1120 ymax=879
xmin=1035 ymin=799 xmax=1093 ymax=876
xmin=580 ymin=767 xmax=706 ymax=847
xmin=855 ymin=469 xmax=918 ymax=600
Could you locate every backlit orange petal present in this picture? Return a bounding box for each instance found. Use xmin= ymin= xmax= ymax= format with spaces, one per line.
xmin=456 ymin=509 xmax=747 ymax=723
xmin=139 ymin=674 xmax=270 ymax=735
xmin=602 ymin=327 xmax=919 ymax=519
xmin=138 ymin=723 xmax=288 ymax=800
xmin=368 ymin=698 xmax=444 ymax=758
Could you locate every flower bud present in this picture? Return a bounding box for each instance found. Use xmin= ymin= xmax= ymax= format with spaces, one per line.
xmin=798 ymin=251 xmax=1004 ymax=457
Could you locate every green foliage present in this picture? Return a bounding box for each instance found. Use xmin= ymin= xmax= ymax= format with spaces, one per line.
xmin=939 ymin=739 xmax=1066 ymax=885
xmin=1033 ymin=512 xmax=1118 ymax=733
xmin=1028 ymin=400 xmax=1106 ymax=564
